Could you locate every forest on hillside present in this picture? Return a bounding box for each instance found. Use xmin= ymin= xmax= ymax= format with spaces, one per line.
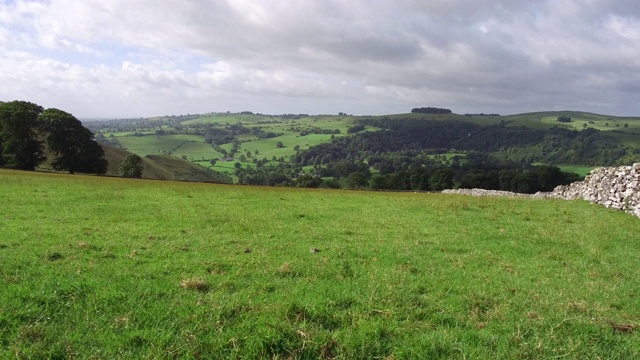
xmin=232 ymin=116 xmax=640 ymax=192
xmin=296 ymin=117 xmax=637 ymax=167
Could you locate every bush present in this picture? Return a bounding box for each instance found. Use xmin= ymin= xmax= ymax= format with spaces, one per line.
xmin=119 ymin=154 xmax=144 ymax=178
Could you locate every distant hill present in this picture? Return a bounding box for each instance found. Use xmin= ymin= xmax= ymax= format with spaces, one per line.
xmin=101 ymin=145 xmax=232 ymax=183
xmin=84 ymin=109 xmax=640 ymax=192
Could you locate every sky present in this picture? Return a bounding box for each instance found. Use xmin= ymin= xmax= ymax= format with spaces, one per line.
xmin=1 ymin=0 xmax=640 ymax=119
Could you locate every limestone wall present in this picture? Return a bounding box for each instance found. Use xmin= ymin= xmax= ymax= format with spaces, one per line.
xmin=550 ymin=164 xmax=640 ymax=218
xmin=443 ymin=164 xmax=640 ymax=218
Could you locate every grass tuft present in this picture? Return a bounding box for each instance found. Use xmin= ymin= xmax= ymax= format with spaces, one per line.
xmin=179 ymin=277 xmax=210 ymax=292
xmin=45 ymin=252 xmax=63 ymax=261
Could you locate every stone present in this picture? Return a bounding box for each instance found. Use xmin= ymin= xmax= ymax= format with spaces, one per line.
xmin=443 ymin=164 xmax=640 ymax=218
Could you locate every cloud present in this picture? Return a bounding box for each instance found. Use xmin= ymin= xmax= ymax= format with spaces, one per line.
xmin=0 ymin=0 xmax=640 ymax=117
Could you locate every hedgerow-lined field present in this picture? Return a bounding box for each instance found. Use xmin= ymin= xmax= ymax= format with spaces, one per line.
xmin=1 ymin=169 xmax=639 ymax=358
xmin=105 ymin=114 xmax=359 ymax=169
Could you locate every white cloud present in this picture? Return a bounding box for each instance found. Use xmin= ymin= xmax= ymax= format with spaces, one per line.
xmin=0 ymin=0 xmax=640 ymax=117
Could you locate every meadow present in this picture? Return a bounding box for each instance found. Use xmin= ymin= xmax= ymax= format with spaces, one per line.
xmin=1 ymin=169 xmax=639 ymax=359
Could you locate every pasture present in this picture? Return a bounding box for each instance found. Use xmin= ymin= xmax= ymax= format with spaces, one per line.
xmin=1 ymin=169 xmax=638 ymax=358
xmin=103 ymin=114 xmax=361 ymax=172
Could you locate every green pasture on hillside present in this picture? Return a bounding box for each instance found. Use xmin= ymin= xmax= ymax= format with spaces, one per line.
xmin=116 ymin=134 xmax=205 ymax=156
xmin=557 ymin=165 xmax=596 ymax=177
xmin=1 ymin=169 xmax=639 ymax=358
xmin=107 ymin=114 xmax=361 ymax=169
xmin=181 ymin=113 xmax=277 ymax=125
xmin=457 ymin=111 xmax=640 ymax=132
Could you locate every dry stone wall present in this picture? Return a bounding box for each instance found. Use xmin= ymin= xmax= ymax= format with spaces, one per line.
xmin=441 ymin=188 xmax=531 ymax=198
xmin=550 ymin=163 xmax=640 ymax=218
xmin=443 ymin=164 xmax=640 ymax=218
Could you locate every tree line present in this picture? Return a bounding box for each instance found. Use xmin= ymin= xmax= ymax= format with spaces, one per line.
xmin=411 ymin=107 xmax=452 ymax=114
xmin=228 ymin=152 xmax=579 ymax=193
xmin=0 ymin=101 xmax=107 ymax=174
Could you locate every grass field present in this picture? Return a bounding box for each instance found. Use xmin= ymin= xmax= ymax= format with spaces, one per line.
xmin=556 ymin=165 xmax=596 ymax=177
xmin=2 ymin=170 xmax=639 ymax=359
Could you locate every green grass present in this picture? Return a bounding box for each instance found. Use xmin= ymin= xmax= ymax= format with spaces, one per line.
xmin=531 ymin=163 xmax=596 ymax=178
xmin=557 ymin=165 xmax=596 ymax=177
xmin=459 ymin=111 xmax=640 ymax=131
xmin=107 ymin=115 xmax=361 ymax=174
xmin=181 ymin=113 xmax=278 ymax=125
xmin=2 ymin=169 xmax=639 ymax=359
xmin=117 ymin=134 xmax=205 ymax=156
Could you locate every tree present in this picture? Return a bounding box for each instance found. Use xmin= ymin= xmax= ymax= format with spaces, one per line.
xmin=209 ymin=159 xmax=217 ymax=166
xmin=370 ymin=176 xmax=389 ymax=190
xmin=276 ymin=141 xmax=284 ymax=148
xmin=0 ymin=101 xmax=44 ymax=170
xmin=119 ymin=154 xmax=144 ymax=178
xmin=346 ymin=172 xmax=369 ymax=189
xmin=347 ymin=124 xmax=365 ymax=133
xmin=39 ymin=108 xmax=107 ymax=174
xmin=295 ymin=174 xmax=322 ymax=188
xmin=428 ymin=169 xmax=454 ymax=191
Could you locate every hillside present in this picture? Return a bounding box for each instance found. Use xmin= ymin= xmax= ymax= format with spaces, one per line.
xmin=85 ymin=110 xmax=640 ymax=191
xmin=101 ymin=145 xmax=232 ymax=183
xmin=1 ymin=169 xmax=638 ymax=358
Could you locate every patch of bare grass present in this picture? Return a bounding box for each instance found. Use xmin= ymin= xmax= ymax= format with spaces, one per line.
xmin=180 ymin=277 xmax=210 ymax=292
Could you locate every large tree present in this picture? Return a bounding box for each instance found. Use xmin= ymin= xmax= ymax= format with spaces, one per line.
xmin=39 ymin=108 xmax=108 ymax=174
xmin=0 ymin=101 xmax=45 ymax=170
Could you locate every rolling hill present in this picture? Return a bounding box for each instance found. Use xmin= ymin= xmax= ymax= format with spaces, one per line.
xmin=85 ymin=110 xmax=640 ymax=190
xmin=100 ymin=145 xmax=232 ymax=183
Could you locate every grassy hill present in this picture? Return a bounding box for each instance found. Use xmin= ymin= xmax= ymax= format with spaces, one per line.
xmin=100 ymin=144 xmax=232 ymax=183
xmin=377 ymin=111 xmax=640 ymax=151
xmin=1 ymin=169 xmax=638 ymax=358
xmin=34 ymin=137 xmax=232 ymax=183
xmin=88 ymin=113 xmax=362 ymax=173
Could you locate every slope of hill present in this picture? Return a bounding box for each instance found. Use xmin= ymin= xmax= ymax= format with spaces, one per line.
xmin=383 ymin=110 xmax=640 ymax=138
xmin=101 ymin=145 xmax=232 ymax=183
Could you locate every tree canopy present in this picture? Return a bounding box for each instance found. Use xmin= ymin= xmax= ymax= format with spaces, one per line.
xmin=411 ymin=107 xmax=452 ymax=114
xmin=39 ymin=108 xmax=107 ymax=174
xmin=119 ymin=154 xmax=144 ymax=178
xmin=0 ymin=101 xmax=45 ymax=170
xmin=0 ymin=100 xmax=107 ymax=174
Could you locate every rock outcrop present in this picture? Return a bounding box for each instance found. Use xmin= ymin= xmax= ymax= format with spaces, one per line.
xmin=444 ymin=164 xmax=640 ymax=218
